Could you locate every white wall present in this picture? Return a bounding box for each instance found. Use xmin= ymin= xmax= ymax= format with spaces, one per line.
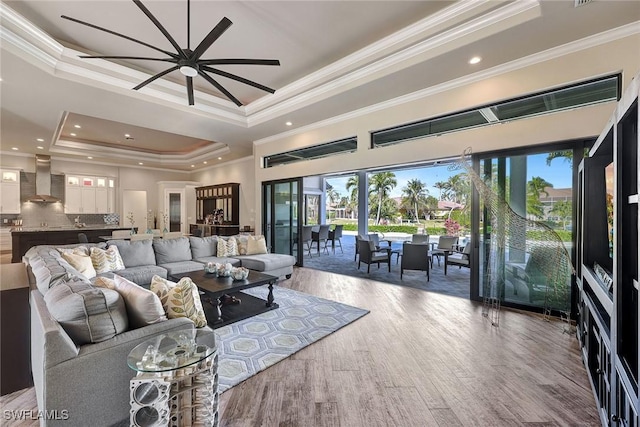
xmin=190 ymin=157 xmax=256 ymax=230
xmin=252 ymin=35 xmax=640 ymax=232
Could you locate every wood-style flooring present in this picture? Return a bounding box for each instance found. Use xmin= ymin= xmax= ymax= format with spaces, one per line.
xmin=0 ymin=258 xmax=599 ymax=426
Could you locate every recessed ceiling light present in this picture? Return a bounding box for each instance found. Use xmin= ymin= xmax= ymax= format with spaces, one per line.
xmin=74 ymin=124 xmax=81 ymax=129
xmin=87 ymin=156 xmax=93 ymax=159
xmin=469 ymin=56 xmax=482 ymax=65
xmin=124 ymin=134 xmax=130 ymax=138
xmin=11 ymin=147 xmax=18 ymax=150
xmin=285 ymin=121 xmax=292 ymax=126
xmin=138 ymin=162 xmax=143 ymax=165
xmin=70 ymin=133 xmax=77 ymax=137
xmin=203 ymin=161 xmax=207 ymax=164
xmin=37 ymin=146 xmax=44 ymax=150
xmin=36 ymin=138 xmax=44 ymax=142
xmin=190 ymin=165 xmax=195 ymax=168
xmin=217 ymin=157 xmax=222 ymax=160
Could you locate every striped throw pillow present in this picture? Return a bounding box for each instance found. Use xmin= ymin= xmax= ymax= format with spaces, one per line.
xmin=90 ymin=246 xmax=125 ymax=273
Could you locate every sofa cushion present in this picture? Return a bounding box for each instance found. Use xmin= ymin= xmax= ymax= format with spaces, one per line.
xmin=101 ymin=275 xmax=167 ymax=329
xmin=108 ymin=239 xmax=156 ymax=268
xmin=90 ymin=246 xmax=126 ymax=273
xmin=61 ymin=252 xmax=97 ymax=279
xmin=189 ymin=236 xmax=218 ymax=258
xmin=95 ymin=265 xmax=168 ymax=288
xmin=150 ymin=275 xmax=208 ymax=327
xmin=235 ymin=253 xmax=296 ymax=272
xmin=57 ymin=246 xmax=91 ymax=256
xmin=153 ymin=237 xmax=192 ymax=264
xmin=44 ymin=280 xmax=128 ymax=345
xmin=158 ymin=261 xmax=205 ymax=276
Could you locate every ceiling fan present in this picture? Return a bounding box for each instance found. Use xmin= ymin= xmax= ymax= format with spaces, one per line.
xmin=61 ymin=0 xmax=280 ymax=106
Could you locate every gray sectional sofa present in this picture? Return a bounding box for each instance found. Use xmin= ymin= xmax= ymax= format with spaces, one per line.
xmin=24 ymin=235 xmax=295 ymax=426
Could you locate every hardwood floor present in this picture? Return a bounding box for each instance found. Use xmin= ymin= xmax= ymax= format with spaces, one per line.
xmin=0 ymin=262 xmax=599 ymax=426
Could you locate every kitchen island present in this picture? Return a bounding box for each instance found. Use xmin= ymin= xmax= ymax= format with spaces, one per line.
xmin=11 ymin=225 xmax=130 ymax=263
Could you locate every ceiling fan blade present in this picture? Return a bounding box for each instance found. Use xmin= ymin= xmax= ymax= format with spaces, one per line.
xmin=191 ymin=17 xmax=232 ymax=60
xmin=198 ymin=70 xmax=242 ymax=107
xmin=61 ymin=15 xmax=179 ymax=59
xmin=132 ymin=0 xmax=186 ymax=59
xmin=133 ymin=65 xmax=180 ymax=90
xmin=199 ymin=59 xmax=280 ymax=66
xmin=201 ymin=66 xmax=275 ymax=94
xmin=186 ymin=77 xmax=194 ymax=105
xmin=79 ymin=55 xmax=177 ymax=63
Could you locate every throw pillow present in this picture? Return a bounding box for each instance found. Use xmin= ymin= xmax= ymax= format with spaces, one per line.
xmin=94 ymin=276 xmax=116 ymax=290
xmin=246 ymin=235 xmax=268 ymax=255
xmin=61 ymin=252 xmax=97 ymax=279
xmin=235 ymin=235 xmax=249 ymax=255
xmin=44 ymin=280 xmax=128 ymax=345
xmin=217 ymin=238 xmax=228 ymax=257
xmin=112 ymin=274 xmax=167 ymax=329
xmin=150 ymin=275 xmax=207 ymax=328
xmin=90 ymin=246 xmax=125 ymax=273
xmin=226 ymin=237 xmax=239 ymax=256
xmin=57 ymin=246 xmax=90 ymax=256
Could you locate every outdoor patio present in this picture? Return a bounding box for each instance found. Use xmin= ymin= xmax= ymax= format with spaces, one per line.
xmin=302 ymin=231 xmax=470 ymax=299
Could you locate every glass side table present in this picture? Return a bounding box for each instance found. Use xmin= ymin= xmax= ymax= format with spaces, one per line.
xmin=127 ymin=327 xmax=219 ymax=427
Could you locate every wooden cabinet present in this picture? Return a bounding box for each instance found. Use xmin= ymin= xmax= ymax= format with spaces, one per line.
xmin=65 ymin=175 xmax=115 ymax=213
xmin=0 ymin=169 xmax=21 ymax=214
xmin=195 ymin=183 xmax=239 ymax=226
xmin=579 ymin=72 xmax=639 ymax=427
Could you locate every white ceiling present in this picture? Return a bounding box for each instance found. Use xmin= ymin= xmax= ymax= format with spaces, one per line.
xmin=1 ymin=0 xmax=639 ymax=171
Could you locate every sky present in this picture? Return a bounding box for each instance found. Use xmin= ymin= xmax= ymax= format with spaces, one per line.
xmin=326 ymin=152 xmax=574 ymax=199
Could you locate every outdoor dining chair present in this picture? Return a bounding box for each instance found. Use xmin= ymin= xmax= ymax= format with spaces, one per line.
xmin=400 ymin=242 xmax=430 ymax=281
xmin=312 ymin=225 xmax=331 ymax=255
xmin=327 ymin=224 xmax=344 ymax=254
xmin=431 ymin=235 xmax=459 ymax=266
xmin=357 ymin=239 xmax=391 ymax=273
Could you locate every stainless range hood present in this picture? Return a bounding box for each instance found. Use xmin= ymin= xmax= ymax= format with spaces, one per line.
xmin=27 ymin=155 xmax=62 ymax=203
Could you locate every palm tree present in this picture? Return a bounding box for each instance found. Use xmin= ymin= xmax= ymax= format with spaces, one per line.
xmin=433 ymin=181 xmax=447 ymax=200
xmin=401 ymin=179 xmax=427 ymax=221
xmin=527 ymin=176 xmax=553 ymax=218
xmin=368 ymin=172 xmax=397 ymax=224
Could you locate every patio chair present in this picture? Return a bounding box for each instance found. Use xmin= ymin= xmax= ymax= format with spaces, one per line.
xmin=447 ymin=243 xmax=471 ymax=269
xmin=354 ymin=234 xmax=367 ymax=262
xmin=357 ymin=239 xmax=391 ymax=273
xmin=411 ymin=234 xmax=430 ymax=244
xmin=311 ymin=225 xmax=330 ymax=255
xmin=301 ymin=225 xmax=314 ymax=257
xmin=327 ymin=225 xmax=344 ymax=254
xmin=431 ymin=236 xmax=458 ymax=266
xmin=400 ymin=242 xmax=430 ymax=281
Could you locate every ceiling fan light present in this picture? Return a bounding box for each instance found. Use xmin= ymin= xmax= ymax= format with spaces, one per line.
xmin=180 ymin=66 xmax=198 ymax=77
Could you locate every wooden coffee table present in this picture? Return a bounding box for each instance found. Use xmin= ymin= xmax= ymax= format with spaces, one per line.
xmin=170 ymin=270 xmax=278 ymax=328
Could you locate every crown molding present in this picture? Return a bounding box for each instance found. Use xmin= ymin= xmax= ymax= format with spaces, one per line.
xmin=255 ymin=21 xmax=640 ymax=146
xmin=246 ymin=0 xmax=542 ymax=126
xmin=192 ymin=155 xmax=254 ymax=173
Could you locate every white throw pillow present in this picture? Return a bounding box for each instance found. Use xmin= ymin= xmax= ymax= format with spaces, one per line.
xmin=150 ymin=275 xmax=207 ymax=328
xmin=61 ymin=252 xmax=97 ymax=279
xmin=226 ymin=237 xmax=239 ymax=256
xmin=217 ymin=238 xmax=228 ymax=257
xmin=90 ymin=246 xmax=125 ymax=273
xmin=57 ymin=246 xmax=90 ymax=256
xmin=246 ymin=235 xmax=268 ymax=255
xmin=111 ymin=274 xmax=167 ymax=329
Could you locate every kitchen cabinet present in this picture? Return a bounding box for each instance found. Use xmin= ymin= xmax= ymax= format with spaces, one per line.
xmin=0 ymin=169 xmax=21 ymax=214
xmin=65 ymin=175 xmax=115 ymax=214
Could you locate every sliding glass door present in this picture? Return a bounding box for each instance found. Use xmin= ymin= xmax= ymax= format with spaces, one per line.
xmin=263 ymin=178 xmax=303 ymax=265
xmin=472 ymin=144 xmax=583 ymax=313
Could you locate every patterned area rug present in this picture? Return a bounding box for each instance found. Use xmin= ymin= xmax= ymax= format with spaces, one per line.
xmin=214 ymin=285 xmax=368 ymax=392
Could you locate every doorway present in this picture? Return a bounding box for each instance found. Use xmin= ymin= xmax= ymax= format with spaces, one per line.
xmin=164 ymin=189 xmax=185 ymax=233
xmin=262 ymin=178 xmax=303 ymax=265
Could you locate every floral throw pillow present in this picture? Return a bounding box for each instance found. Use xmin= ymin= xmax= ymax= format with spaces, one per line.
xmin=150 ymin=275 xmax=207 ymax=328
